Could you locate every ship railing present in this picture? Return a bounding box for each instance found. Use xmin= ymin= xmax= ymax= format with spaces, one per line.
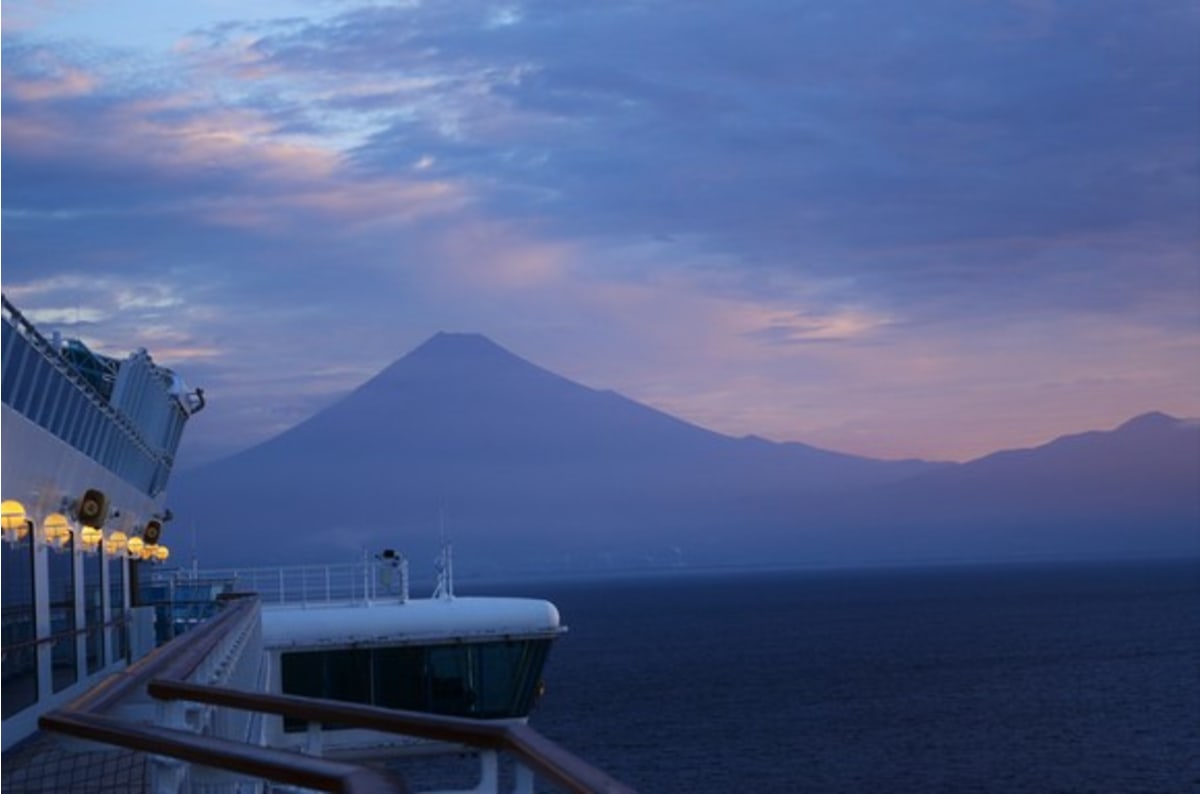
xmin=38 ymin=594 xmax=636 ymax=794
xmin=152 ymin=559 xmax=411 ymax=607
xmin=37 ymin=594 xmax=268 ymax=792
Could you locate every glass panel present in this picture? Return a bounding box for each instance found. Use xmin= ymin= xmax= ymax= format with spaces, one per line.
xmin=49 ymin=379 xmax=74 ymax=437
xmin=476 ymin=641 xmax=537 ymax=717
xmin=7 ymin=338 xmax=35 ymax=413
xmin=1 ymin=530 xmax=38 ymax=718
xmin=108 ymin=556 xmax=127 ymax=662
xmin=95 ymin=422 xmax=113 ymax=466
xmin=281 ymin=640 xmax=554 ymax=731
xmin=281 ymin=650 xmax=371 ymax=732
xmin=84 ymin=551 xmax=105 ymax=674
xmin=48 ymin=537 xmax=78 ymax=693
xmin=23 ymin=356 xmax=50 ymax=418
xmin=427 ymin=645 xmax=477 ymax=716
xmin=83 ymin=407 xmax=102 ymax=459
xmin=34 ymin=367 xmax=63 ymax=428
xmin=64 ymin=389 xmax=86 ymax=448
xmin=1 ymin=327 xmax=26 ymax=405
xmin=0 ymin=318 xmax=14 ymax=375
xmin=372 ymin=647 xmax=426 ymax=711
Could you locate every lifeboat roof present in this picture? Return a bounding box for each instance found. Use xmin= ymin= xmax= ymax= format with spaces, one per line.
xmin=260 ymin=596 xmax=563 ymax=650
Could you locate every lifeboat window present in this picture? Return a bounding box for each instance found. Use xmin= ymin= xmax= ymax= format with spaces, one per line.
xmin=281 ymin=648 xmax=370 ymax=731
xmin=280 ymin=639 xmax=553 ymax=731
xmin=427 ymin=646 xmax=476 ymax=714
xmin=478 ymin=640 xmax=550 ymax=716
xmin=372 ymin=646 xmax=425 ymax=711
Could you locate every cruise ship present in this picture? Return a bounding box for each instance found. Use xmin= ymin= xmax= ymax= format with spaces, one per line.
xmin=1 ymin=295 xmax=633 ymax=793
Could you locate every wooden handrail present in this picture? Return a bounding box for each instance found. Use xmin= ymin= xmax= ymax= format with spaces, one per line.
xmin=39 ymin=710 xmax=406 ymax=794
xmin=148 ymin=680 xmax=635 ymax=794
xmin=2 ymin=614 xmax=132 ymax=652
xmin=53 ymin=594 xmax=258 ymax=715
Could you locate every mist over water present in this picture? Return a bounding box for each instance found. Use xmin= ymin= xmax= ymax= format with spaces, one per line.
xmin=468 ymin=560 xmax=1200 ymax=793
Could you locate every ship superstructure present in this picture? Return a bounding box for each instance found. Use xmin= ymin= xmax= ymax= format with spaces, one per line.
xmin=2 ymin=294 xmax=204 ymax=749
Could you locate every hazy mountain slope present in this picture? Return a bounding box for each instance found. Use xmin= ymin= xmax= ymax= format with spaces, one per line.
xmin=169 ymin=333 xmax=939 ymax=570
xmin=790 ymin=412 xmax=1200 ymax=563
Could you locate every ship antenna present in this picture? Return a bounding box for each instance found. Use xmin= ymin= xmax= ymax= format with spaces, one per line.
xmin=433 ymin=505 xmax=454 ymax=600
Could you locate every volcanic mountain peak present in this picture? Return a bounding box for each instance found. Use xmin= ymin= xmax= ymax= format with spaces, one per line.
xmin=411 ymin=331 xmax=506 ymax=357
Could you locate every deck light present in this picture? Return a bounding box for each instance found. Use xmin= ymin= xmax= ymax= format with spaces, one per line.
xmin=80 ymin=525 xmax=103 ymax=553
xmin=105 ymin=531 xmax=128 ymax=556
xmin=43 ymin=513 xmax=72 ymax=550
xmin=153 ymin=545 xmax=170 ymax=562
xmin=126 ymin=535 xmax=145 ymax=558
xmin=2 ymin=500 xmax=29 ymax=542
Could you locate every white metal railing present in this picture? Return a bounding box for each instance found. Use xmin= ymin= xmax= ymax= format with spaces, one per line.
xmin=160 ymin=558 xmax=411 ymax=607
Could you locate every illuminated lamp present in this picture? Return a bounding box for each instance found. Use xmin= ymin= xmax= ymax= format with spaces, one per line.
xmin=80 ymin=525 xmax=103 ymax=553
xmin=2 ymin=500 xmax=29 ymax=542
xmin=153 ymin=545 xmax=170 ymax=563
xmin=105 ymin=531 xmax=128 ymax=556
xmin=126 ymin=536 xmax=145 ymax=559
xmin=43 ymin=513 xmax=72 ymax=550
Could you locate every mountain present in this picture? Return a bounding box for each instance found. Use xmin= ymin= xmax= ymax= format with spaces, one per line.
xmin=167 ymin=333 xmax=936 ymax=571
xmin=789 ymin=411 xmax=1200 ymax=564
xmin=166 ymin=334 xmax=1199 ymax=574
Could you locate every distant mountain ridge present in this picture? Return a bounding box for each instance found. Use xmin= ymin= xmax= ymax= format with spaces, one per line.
xmin=168 ymin=334 xmax=1200 ymax=573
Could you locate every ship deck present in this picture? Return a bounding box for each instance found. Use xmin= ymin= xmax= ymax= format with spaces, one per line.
xmin=1 ymin=590 xmax=634 ymax=794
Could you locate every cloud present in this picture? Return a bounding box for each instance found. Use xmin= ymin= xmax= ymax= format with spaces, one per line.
xmin=175 ymin=0 xmax=1197 ymax=324
xmin=2 ymin=0 xmax=1197 ymax=464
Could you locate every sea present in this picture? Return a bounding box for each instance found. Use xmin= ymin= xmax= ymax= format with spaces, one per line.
xmin=466 ymin=559 xmax=1200 ymax=793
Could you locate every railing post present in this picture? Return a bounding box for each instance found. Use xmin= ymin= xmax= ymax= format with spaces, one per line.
xmin=476 ymin=751 xmax=499 ymax=794
xmin=512 ymin=762 xmax=535 ymax=794
xmin=147 ymin=753 xmax=189 ymax=794
xmin=304 ymin=720 xmax=323 ymax=757
xmin=150 ymin=698 xmax=193 ymax=793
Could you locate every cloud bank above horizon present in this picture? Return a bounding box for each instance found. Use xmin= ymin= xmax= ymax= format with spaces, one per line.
xmin=3 ymin=0 xmax=1198 ymax=464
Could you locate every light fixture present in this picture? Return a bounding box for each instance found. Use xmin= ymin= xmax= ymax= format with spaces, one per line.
xmin=43 ymin=513 xmax=72 ymax=550
xmin=75 ymin=488 xmax=109 ymax=529
xmin=126 ymin=535 xmax=145 ymax=559
xmin=80 ymin=525 xmax=103 ymax=553
xmin=153 ymin=545 xmax=170 ymax=563
xmin=105 ymin=531 xmax=128 ymax=556
xmin=2 ymin=500 xmax=29 ymax=542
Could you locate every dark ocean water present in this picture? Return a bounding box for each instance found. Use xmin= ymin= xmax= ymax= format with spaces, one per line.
xmin=467 ymin=560 xmax=1200 ymax=793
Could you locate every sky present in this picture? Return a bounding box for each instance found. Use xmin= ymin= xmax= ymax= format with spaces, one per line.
xmin=2 ymin=0 xmax=1198 ymax=467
